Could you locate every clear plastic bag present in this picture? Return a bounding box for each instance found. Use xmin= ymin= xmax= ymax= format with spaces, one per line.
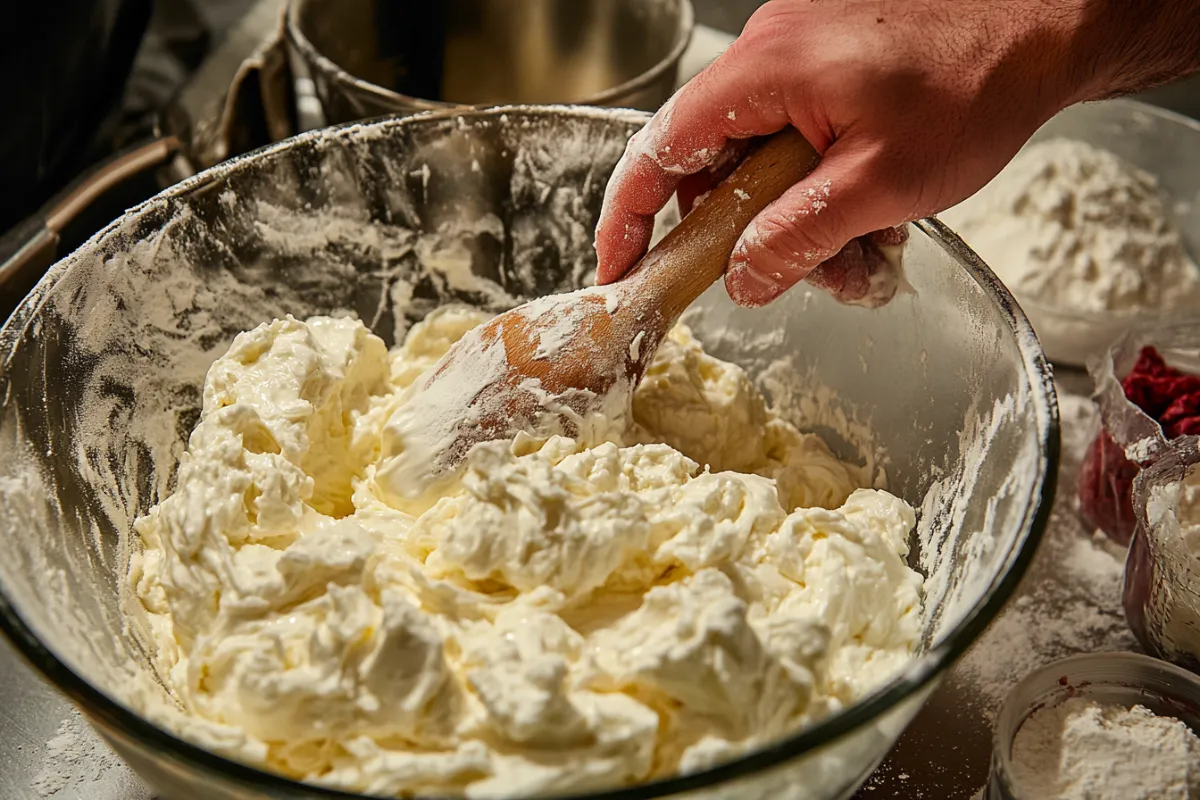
xmin=1078 ymin=321 xmax=1200 ymax=545
xmin=1124 ymin=436 xmax=1200 ymax=671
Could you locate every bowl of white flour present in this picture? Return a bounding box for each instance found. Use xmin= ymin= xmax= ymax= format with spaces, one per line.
xmin=988 ymin=652 xmax=1200 ymax=800
xmin=941 ymin=99 xmax=1200 ymax=368
xmin=0 ymin=106 xmax=1057 ymax=800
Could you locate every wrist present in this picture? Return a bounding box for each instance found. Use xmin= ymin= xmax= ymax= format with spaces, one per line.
xmin=1068 ymin=0 xmax=1200 ymax=102
xmin=1009 ymin=0 xmax=1112 ymax=111
xmin=968 ymin=0 xmax=1107 ymax=122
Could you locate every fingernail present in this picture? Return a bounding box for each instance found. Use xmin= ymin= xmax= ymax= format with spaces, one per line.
xmin=726 ymin=263 xmax=787 ymax=308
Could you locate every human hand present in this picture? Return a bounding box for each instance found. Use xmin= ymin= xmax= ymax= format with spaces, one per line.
xmin=594 ymin=0 xmax=1103 ymax=308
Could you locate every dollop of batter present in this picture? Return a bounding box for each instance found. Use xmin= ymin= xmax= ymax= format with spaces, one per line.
xmin=127 ymin=308 xmax=922 ymax=798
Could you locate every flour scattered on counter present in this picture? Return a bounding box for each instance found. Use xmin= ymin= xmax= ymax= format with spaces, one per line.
xmin=960 ymin=582 xmax=1128 ymax=709
xmin=31 ymin=710 xmax=123 ymax=797
xmin=1011 ymin=698 xmax=1200 ymax=799
xmin=942 ymin=138 xmax=1200 ymax=315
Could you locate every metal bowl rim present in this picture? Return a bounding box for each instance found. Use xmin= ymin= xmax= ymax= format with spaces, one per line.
xmin=284 ymin=0 xmax=696 ymax=112
xmin=0 ymin=105 xmax=1057 ymax=800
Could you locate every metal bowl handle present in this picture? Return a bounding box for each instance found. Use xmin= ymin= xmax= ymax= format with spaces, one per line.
xmin=0 ymin=136 xmax=182 ymax=312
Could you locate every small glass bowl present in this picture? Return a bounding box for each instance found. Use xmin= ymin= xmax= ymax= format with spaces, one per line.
xmin=987 ymin=652 xmax=1200 ymax=800
xmin=1010 ymin=98 xmax=1200 ymax=370
xmin=1125 ymin=437 xmax=1200 ymax=670
xmin=1018 ymin=297 xmax=1161 ymax=370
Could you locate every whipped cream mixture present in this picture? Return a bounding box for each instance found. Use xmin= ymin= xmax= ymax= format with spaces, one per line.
xmin=127 ymin=307 xmax=922 ymax=798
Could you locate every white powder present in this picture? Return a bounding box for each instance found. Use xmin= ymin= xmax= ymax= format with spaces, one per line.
xmin=953 ymin=538 xmax=1130 ymax=710
xmin=1011 ymin=698 xmax=1200 ymax=799
xmin=1138 ymin=460 xmax=1200 ymax=665
xmin=629 ymin=329 xmax=645 ymax=361
xmin=31 ymin=710 xmax=125 ymax=797
xmin=942 ymin=139 xmax=1200 ymax=315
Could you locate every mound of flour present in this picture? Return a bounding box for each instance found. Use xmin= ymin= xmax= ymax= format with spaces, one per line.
xmin=943 ymin=139 xmax=1200 ymax=314
xmin=1011 ymin=697 xmax=1200 ymax=799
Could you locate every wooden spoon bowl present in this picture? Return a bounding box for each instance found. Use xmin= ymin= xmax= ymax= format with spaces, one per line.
xmin=374 ymin=127 xmax=822 ymax=506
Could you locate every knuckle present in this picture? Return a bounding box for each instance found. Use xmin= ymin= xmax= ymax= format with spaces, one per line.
xmin=736 ymin=6 xmax=809 ymax=74
xmin=742 ymin=2 xmax=799 ymax=39
xmin=752 ymin=211 xmax=837 ymax=275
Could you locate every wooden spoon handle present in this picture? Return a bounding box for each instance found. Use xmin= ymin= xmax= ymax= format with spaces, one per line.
xmin=622 ymin=127 xmax=821 ymax=321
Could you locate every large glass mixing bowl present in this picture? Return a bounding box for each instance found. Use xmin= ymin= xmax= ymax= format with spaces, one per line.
xmin=0 ymin=107 xmax=1058 ymax=800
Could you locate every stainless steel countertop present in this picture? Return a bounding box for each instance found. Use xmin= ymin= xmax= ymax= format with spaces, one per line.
xmin=0 ymin=638 xmax=155 ymax=800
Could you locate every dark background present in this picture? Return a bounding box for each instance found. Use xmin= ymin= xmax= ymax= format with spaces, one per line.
xmin=0 ymin=0 xmax=772 ymax=234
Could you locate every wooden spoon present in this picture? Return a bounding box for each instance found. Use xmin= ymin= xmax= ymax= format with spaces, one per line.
xmin=375 ymin=127 xmax=822 ymax=509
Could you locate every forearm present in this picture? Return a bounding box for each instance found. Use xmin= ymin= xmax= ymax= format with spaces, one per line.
xmin=1074 ymin=0 xmax=1200 ymax=101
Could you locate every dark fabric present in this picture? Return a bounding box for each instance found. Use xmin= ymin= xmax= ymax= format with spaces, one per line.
xmin=0 ymin=0 xmax=152 ymax=231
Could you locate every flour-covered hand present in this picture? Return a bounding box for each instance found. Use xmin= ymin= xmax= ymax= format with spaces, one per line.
xmin=595 ymin=0 xmax=1200 ymax=308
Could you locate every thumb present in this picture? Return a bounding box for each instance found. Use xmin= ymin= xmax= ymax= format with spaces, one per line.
xmin=724 ymin=143 xmax=909 ymax=308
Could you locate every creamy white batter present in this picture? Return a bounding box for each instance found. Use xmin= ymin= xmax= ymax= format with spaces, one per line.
xmin=127 ymin=308 xmax=922 ymax=798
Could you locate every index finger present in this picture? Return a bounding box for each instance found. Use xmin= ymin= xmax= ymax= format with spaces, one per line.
xmin=593 ymin=46 xmax=793 ymax=284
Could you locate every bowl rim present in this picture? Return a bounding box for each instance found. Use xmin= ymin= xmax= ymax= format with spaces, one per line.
xmin=0 ymin=105 xmax=1058 ymax=800
xmin=285 ymin=0 xmax=696 ymax=112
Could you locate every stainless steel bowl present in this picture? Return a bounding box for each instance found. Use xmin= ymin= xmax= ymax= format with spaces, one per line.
xmin=287 ymin=0 xmax=695 ymax=124
xmin=0 ymin=106 xmax=1057 ymax=800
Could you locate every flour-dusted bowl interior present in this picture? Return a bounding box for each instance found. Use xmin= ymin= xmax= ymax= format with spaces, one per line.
xmin=0 ymin=107 xmax=1057 ymax=800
